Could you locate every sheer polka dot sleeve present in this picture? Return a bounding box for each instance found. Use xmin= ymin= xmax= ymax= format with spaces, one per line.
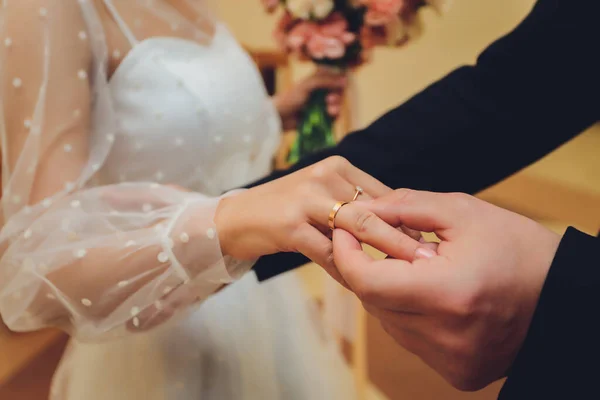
xmin=0 ymin=1 xmax=254 ymax=340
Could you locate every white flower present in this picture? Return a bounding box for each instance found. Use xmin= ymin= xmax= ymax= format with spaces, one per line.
xmin=286 ymin=0 xmax=335 ymax=20
xmin=287 ymin=0 xmax=312 ymax=19
xmin=312 ymin=0 xmax=334 ymax=19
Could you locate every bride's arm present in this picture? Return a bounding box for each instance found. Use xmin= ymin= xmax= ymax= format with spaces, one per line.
xmin=0 ymin=0 xmax=252 ymax=340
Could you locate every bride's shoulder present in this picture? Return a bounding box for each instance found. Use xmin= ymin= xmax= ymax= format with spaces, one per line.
xmin=92 ymin=0 xmax=216 ymax=39
xmin=1 ymin=0 xmax=82 ymax=19
xmin=1 ymin=1 xmax=89 ymax=56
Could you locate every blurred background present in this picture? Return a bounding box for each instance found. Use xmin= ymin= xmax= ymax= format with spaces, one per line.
xmin=212 ymin=0 xmax=599 ymax=236
xmin=1 ymin=0 xmax=598 ymax=399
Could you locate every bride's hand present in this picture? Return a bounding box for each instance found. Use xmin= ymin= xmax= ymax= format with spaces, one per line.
xmin=128 ymin=158 xmax=425 ymax=332
xmin=215 ymin=157 xmax=423 ymax=280
xmin=273 ymin=68 xmax=347 ymax=131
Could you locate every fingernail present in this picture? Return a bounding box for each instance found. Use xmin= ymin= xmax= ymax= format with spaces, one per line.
xmin=415 ymin=247 xmax=436 ymax=259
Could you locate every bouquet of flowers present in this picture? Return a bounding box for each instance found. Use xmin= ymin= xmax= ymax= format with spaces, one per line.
xmin=262 ymin=0 xmax=449 ymax=164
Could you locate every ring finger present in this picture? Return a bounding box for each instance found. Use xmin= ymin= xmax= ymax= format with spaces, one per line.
xmin=307 ymin=175 xmax=372 ymax=232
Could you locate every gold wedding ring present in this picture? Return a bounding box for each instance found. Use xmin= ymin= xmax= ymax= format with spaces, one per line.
xmin=328 ymin=201 xmax=348 ymax=230
xmin=328 ymin=187 xmax=363 ymax=230
xmin=352 ymin=186 xmax=364 ymax=202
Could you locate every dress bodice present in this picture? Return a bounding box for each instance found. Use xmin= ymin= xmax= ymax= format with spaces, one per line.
xmin=100 ymin=23 xmax=281 ymax=195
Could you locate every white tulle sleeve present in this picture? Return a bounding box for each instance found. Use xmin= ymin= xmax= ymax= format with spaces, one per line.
xmin=0 ymin=0 xmax=253 ymax=340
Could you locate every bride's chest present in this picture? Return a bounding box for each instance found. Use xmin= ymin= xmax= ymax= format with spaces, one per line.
xmin=100 ymin=36 xmax=280 ymax=192
xmin=114 ymin=39 xmax=271 ymax=141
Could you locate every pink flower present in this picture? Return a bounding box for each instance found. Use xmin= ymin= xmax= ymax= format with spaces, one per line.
xmin=362 ymin=0 xmax=404 ymax=26
xmin=280 ymin=13 xmax=356 ymax=60
xmin=306 ymin=35 xmax=345 ymax=59
xmin=320 ymin=14 xmax=355 ymax=42
xmin=286 ymin=21 xmax=315 ymax=50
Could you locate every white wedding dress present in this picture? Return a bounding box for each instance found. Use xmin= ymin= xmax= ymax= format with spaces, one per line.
xmin=0 ymin=1 xmax=353 ymax=399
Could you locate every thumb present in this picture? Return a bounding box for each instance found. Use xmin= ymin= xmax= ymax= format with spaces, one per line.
xmin=333 ymin=229 xmax=440 ymax=312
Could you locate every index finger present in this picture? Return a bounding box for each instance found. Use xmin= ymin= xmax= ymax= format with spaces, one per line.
xmin=333 ymin=202 xmax=422 ymax=261
xmin=361 ymin=189 xmax=470 ymax=235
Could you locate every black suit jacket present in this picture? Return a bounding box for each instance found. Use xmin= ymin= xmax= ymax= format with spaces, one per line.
xmin=247 ymin=0 xmax=600 ymax=397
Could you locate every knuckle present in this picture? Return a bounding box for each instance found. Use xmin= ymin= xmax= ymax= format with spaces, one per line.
xmin=290 ymin=221 xmax=311 ymax=240
xmin=324 ymin=155 xmax=349 ymax=170
xmin=321 ymin=241 xmax=335 ymax=266
xmin=324 ymin=250 xmax=335 ymax=269
xmin=447 ymin=192 xmax=473 ymax=212
xmin=446 ymin=291 xmax=478 ymax=320
xmin=308 ymin=163 xmax=327 ymax=180
xmin=284 ymin=205 xmax=305 ymax=227
xmin=401 ymin=225 xmax=422 ymax=240
xmin=392 ymin=188 xmax=414 ymax=203
xmin=354 ymin=210 xmax=378 ymax=234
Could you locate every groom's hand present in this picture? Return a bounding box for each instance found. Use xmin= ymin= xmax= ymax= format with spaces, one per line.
xmin=332 ymin=189 xmax=561 ymax=391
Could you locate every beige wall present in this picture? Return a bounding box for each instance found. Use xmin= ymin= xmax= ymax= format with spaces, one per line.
xmin=210 ymin=0 xmax=600 ymax=195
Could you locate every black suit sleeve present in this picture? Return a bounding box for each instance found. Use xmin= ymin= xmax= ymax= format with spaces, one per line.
xmin=249 ymin=0 xmax=600 ymax=281
xmin=499 ymin=228 xmax=600 ymax=399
